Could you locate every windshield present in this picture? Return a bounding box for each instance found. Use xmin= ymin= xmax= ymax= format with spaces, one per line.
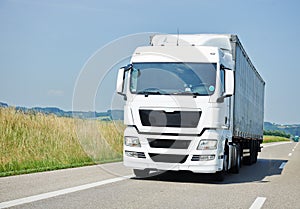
xmin=130 ymin=62 xmax=217 ymax=96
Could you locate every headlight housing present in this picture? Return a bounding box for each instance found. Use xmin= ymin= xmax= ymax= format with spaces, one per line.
xmin=197 ymin=139 xmax=218 ymax=150
xmin=124 ymin=136 xmax=141 ymax=147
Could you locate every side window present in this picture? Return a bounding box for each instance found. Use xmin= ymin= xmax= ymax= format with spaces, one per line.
xmin=220 ymin=69 xmax=225 ymax=93
xmin=123 ymin=69 xmax=129 ymax=93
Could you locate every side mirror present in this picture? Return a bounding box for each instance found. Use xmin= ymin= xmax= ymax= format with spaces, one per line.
xmin=116 ymin=67 xmax=125 ymax=95
xmin=224 ymin=70 xmax=234 ymax=97
xmin=217 ymin=69 xmax=234 ymax=103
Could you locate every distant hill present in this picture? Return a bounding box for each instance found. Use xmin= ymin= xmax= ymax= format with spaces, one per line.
xmin=1 ymin=102 xmax=299 ymax=132
xmin=0 ymin=102 xmax=8 ymax=108
xmin=1 ymin=102 xmax=123 ymax=120
xmin=264 ymin=122 xmax=300 ymax=137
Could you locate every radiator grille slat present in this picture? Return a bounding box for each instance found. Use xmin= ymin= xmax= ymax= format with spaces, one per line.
xmin=149 ymin=153 xmax=188 ymax=163
xmin=148 ymin=139 xmax=191 ymax=149
xmin=139 ymin=110 xmax=201 ymax=128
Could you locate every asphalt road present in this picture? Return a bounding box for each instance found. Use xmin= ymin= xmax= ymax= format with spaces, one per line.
xmin=0 ymin=141 xmax=299 ymax=209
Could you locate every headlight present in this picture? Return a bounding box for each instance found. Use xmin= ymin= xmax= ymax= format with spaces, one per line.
xmin=124 ymin=136 xmax=141 ymax=147
xmin=197 ymin=139 xmax=218 ymax=150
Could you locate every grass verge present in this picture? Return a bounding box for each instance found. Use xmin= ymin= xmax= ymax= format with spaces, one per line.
xmin=263 ymin=135 xmax=291 ymax=143
xmin=0 ymin=107 xmax=124 ymax=177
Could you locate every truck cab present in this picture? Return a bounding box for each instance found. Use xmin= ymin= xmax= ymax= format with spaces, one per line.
xmin=116 ymin=34 xmax=263 ymax=179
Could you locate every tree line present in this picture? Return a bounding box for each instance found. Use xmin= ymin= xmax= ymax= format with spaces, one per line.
xmin=263 ymin=130 xmax=291 ymax=138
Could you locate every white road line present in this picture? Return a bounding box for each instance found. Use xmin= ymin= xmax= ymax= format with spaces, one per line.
xmin=292 ymin=149 xmax=294 ymax=152
xmin=0 ymin=175 xmax=132 ymax=208
xmin=249 ymin=197 xmax=266 ymax=209
xmin=279 ymin=162 xmax=286 ymax=169
xmin=288 ymin=153 xmax=292 ymax=157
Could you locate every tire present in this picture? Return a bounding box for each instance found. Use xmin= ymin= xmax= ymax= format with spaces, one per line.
xmin=243 ymin=141 xmax=253 ymax=165
xmin=249 ymin=140 xmax=258 ymax=164
xmin=215 ymin=152 xmax=228 ymax=181
xmin=244 ymin=140 xmax=258 ymax=165
xmin=250 ymin=140 xmax=255 ymax=163
xmin=231 ymin=145 xmax=241 ymax=174
xmin=133 ymin=169 xmax=150 ymax=178
xmin=253 ymin=140 xmax=258 ymax=163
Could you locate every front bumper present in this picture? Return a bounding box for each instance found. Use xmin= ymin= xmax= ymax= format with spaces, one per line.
xmin=124 ymin=155 xmax=222 ymax=173
xmin=123 ymin=127 xmax=224 ymax=174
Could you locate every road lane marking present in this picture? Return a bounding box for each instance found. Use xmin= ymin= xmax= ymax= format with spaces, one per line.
xmin=288 ymin=153 xmax=292 ymax=157
xmin=249 ymin=197 xmax=266 ymax=209
xmin=0 ymin=175 xmax=132 ymax=208
xmin=279 ymin=162 xmax=286 ymax=169
xmin=292 ymin=149 xmax=294 ymax=151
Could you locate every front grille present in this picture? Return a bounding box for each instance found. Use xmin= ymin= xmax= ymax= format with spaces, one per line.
xmin=139 ymin=110 xmax=201 ymax=128
xmin=149 ymin=153 xmax=188 ymax=163
xmin=148 ymin=139 xmax=191 ymax=149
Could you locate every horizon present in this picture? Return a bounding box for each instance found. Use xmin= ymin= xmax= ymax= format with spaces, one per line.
xmin=1 ymin=101 xmax=299 ymax=126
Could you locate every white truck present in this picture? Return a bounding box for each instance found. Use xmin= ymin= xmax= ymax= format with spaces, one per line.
xmin=116 ymin=34 xmax=265 ymax=180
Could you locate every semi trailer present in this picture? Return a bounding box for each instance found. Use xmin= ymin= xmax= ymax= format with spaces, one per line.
xmin=116 ymin=34 xmax=265 ymax=180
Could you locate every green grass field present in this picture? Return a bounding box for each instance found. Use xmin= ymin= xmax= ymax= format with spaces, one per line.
xmin=263 ymin=135 xmax=291 ymax=143
xmin=0 ymin=108 xmax=124 ymax=177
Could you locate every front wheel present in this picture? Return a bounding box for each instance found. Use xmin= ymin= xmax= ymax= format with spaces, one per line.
xmin=231 ymin=145 xmax=241 ymax=174
xmin=214 ymin=153 xmax=228 ymax=181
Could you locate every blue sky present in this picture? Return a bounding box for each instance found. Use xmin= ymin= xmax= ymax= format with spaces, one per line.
xmin=0 ymin=0 xmax=299 ymax=124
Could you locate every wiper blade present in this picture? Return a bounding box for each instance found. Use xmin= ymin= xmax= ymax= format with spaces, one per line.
xmin=137 ymin=91 xmax=162 ymax=95
xmin=171 ymin=92 xmax=201 ymax=96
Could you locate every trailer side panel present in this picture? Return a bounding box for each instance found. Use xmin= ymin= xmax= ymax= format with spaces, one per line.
xmin=231 ymin=35 xmax=265 ymax=140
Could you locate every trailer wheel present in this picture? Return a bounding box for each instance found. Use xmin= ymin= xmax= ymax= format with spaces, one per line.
xmin=250 ymin=140 xmax=254 ymax=163
xmin=133 ymin=169 xmax=150 ymax=178
xmin=253 ymin=140 xmax=258 ymax=163
xmin=249 ymin=140 xmax=258 ymax=164
xmin=243 ymin=141 xmax=253 ymax=165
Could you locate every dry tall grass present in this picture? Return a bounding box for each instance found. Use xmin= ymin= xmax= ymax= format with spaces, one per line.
xmin=0 ymin=107 xmax=124 ymax=176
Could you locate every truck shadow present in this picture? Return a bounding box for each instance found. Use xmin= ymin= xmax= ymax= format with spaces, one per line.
xmin=132 ymin=158 xmax=288 ymax=184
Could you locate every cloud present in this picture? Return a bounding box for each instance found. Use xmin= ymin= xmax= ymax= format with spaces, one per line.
xmin=48 ymin=89 xmax=64 ymax=97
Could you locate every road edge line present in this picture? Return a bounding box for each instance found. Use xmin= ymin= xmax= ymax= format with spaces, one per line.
xmin=0 ymin=175 xmax=132 ymax=208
